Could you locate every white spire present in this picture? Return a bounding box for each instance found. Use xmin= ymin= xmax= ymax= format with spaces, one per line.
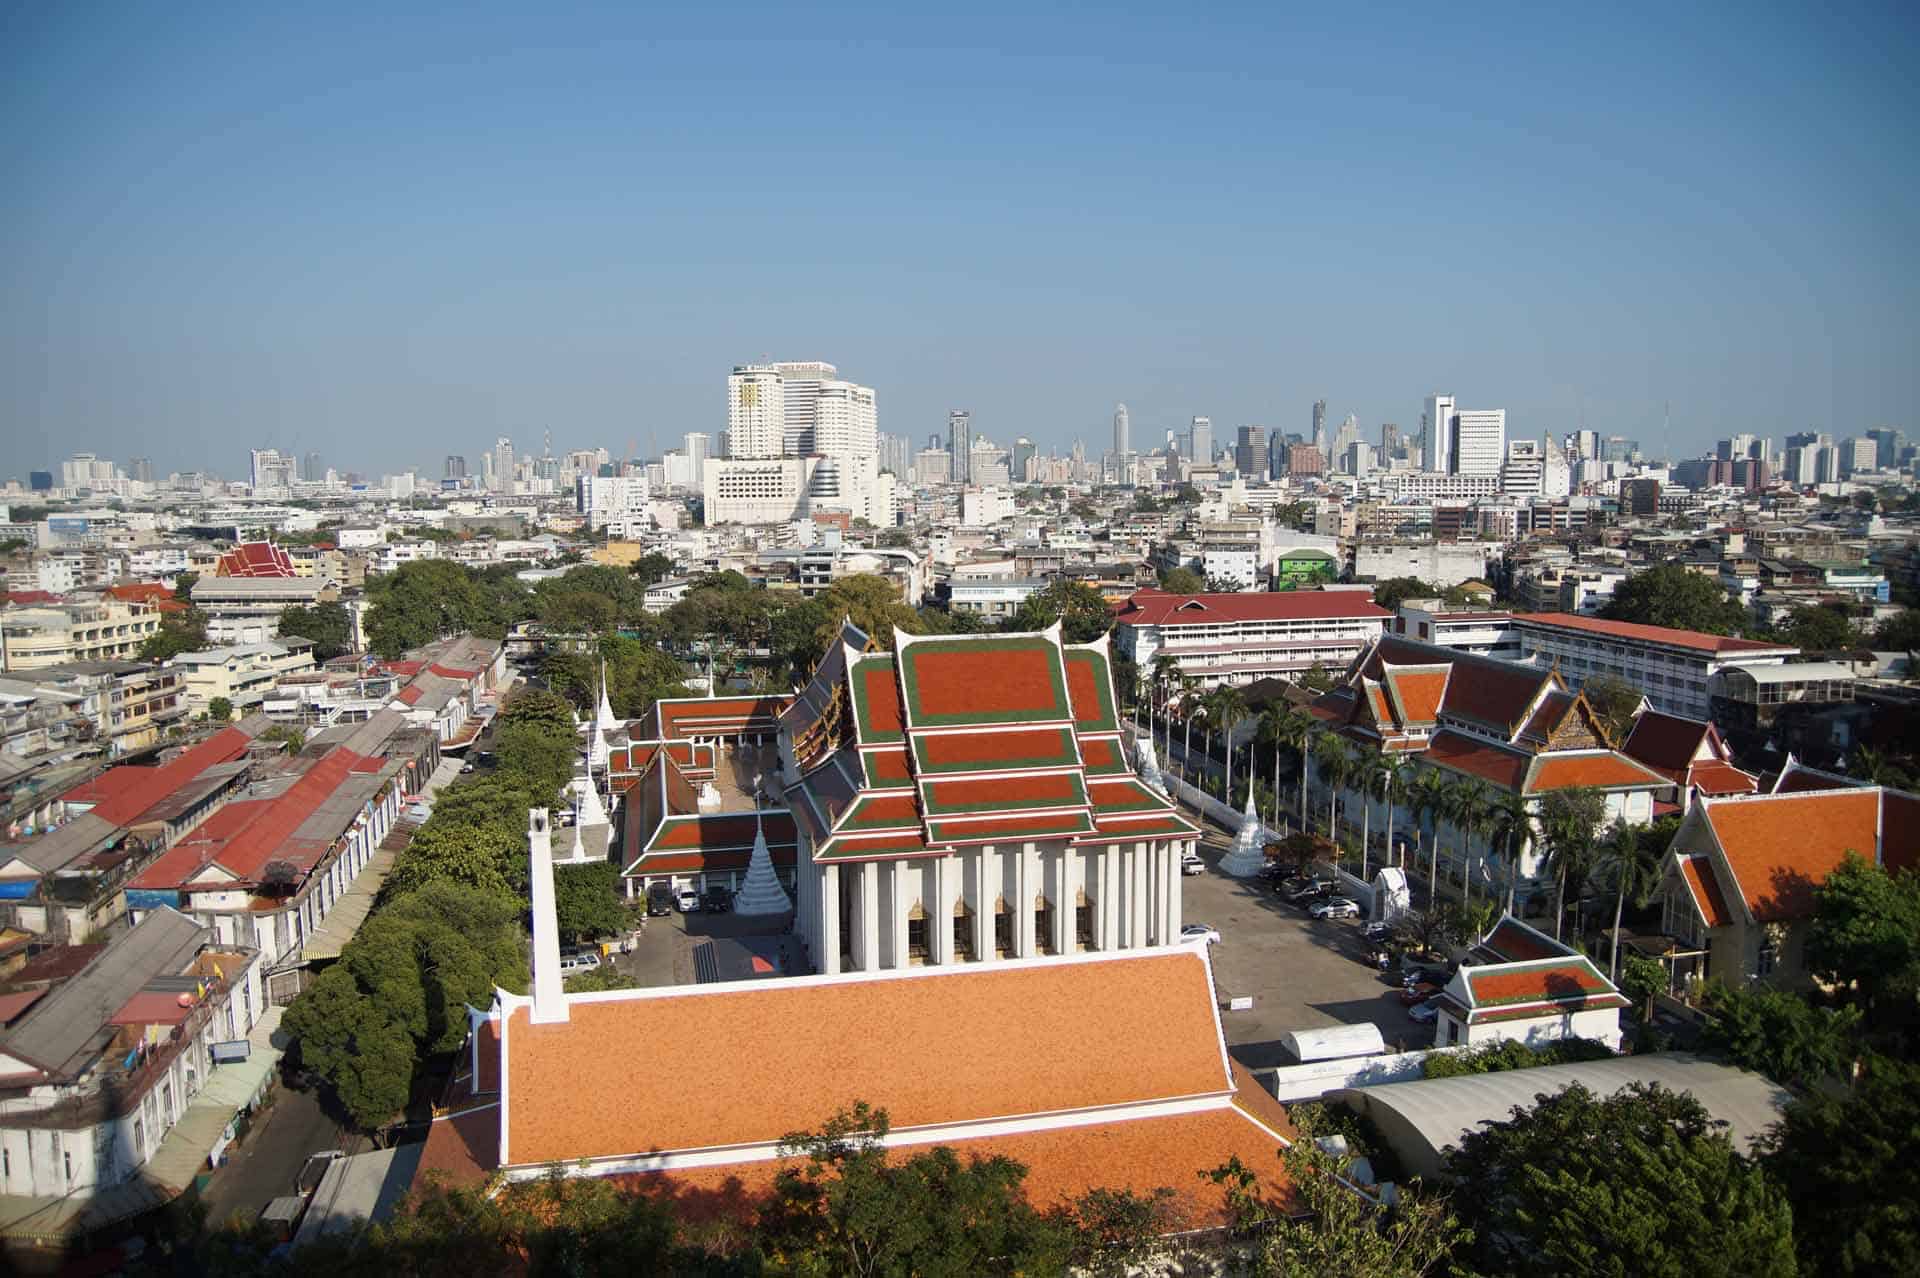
xmin=733 ymin=808 xmax=793 ymax=916
xmin=527 ymin=808 xmax=567 ymax=1022
xmin=594 ymin=657 xmax=618 ymax=735
xmin=1219 ymin=791 xmax=1269 ymax=878
xmin=1135 ymin=733 xmax=1166 ymax=794
xmin=576 ymin=763 xmax=610 ymax=829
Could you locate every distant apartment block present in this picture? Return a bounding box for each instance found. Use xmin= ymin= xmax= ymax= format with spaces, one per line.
xmin=1512 ymin=613 xmax=1797 ymax=721
xmin=1113 ymin=589 xmax=1391 ymax=689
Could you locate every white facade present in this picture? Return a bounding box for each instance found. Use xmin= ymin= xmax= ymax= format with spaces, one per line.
xmin=1352 ymin=540 xmax=1492 ymax=588
xmin=960 ymin=487 xmax=1016 ymax=527
xmin=576 ymin=475 xmax=653 ymax=530
xmin=1421 ymin=393 xmax=1454 ymax=473
xmin=1451 ymin=409 xmax=1507 ymax=476
xmin=727 ymin=365 xmax=786 ymax=459
xmin=703 ymin=457 xmax=814 ymax=525
xmin=1512 ymin=615 xmax=1797 ymax=721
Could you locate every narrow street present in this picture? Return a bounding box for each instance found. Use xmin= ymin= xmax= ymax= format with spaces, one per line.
xmin=194 ymin=1083 xmax=353 ymax=1229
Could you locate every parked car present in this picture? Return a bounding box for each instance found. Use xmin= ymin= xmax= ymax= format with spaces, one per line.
xmin=1399 ymin=981 xmax=1443 ymax=1005
xmin=1180 ymin=923 xmax=1221 ymax=945
xmin=645 ymin=882 xmax=674 ymax=917
xmin=1286 ymin=882 xmax=1334 ymax=903
xmin=1181 ymin=852 xmax=1204 ymax=876
xmin=558 ymin=951 xmax=601 ymax=978
xmin=294 ymin=1150 xmax=345 ymax=1197
xmin=1408 ymin=996 xmax=1444 ymax=1024
xmin=701 ymin=886 xmax=733 ymax=913
xmin=675 ymin=886 xmax=700 ymax=913
xmin=1361 ymin=921 xmax=1394 ymax=942
xmin=1309 ymin=897 xmax=1361 ymax=920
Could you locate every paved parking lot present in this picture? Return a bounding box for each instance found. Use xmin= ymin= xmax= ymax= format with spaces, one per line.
xmin=1182 ymin=824 xmax=1432 ymax=1070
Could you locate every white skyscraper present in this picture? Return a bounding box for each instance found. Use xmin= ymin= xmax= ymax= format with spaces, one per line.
xmin=1452 ymin=409 xmax=1507 ymax=476
xmin=1421 ymin=392 xmax=1455 ymax=472
xmin=771 ymin=360 xmax=838 ymax=455
xmin=1113 ymin=402 xmax=1130 ymax=459
xmin=492 ymin=437 xmax=515 ymax=493
xmin=1189 ymin=416 xmax=1212 ymax=464
xmin=811 ymin=380 xmax=878 ymax=461
xmin=728 ymin=365 xmax=786 ymax=459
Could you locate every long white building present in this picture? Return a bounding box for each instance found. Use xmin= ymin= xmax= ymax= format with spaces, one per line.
xmin=1112 ymin=588 xmax=1391 ymax=689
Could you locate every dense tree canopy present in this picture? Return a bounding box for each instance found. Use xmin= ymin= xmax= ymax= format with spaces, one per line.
xmin=1445 ymin=1082 xmax=1797 ymax=1278
xmin=1580 ymin=673 xmax=1643 ymax=743
xmin=1157 ymin=566 xmax=1204 ymax=593
xmin=1698 ymin=980 xmax=1862 ymax=1088
xmin=364 ymin=560 xmax=531 ymax=657
xmin=277 ymin=600 xmax=354 ymax=660
xmin=1779 ymin=603 xmax=1858 ymax=652
xmin=555 ymin=862 xmax=629 ymax=945
xmin=1600 ymin=562 xmax=1750 ymax=635
xmin=139 ymin=607 xmax=209 ymax=661
xmin=1872 ymin=608 xmax=1920 ymax=652
xmin=1007 ymin=580 xmax=1112 ymax=642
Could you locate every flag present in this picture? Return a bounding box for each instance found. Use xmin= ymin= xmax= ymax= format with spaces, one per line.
xmin=212 ymin=961 xmax=224 ymax=981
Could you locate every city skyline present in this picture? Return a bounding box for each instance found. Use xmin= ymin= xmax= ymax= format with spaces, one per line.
xmin=5 ymin=4 xmax=1916 ymax=478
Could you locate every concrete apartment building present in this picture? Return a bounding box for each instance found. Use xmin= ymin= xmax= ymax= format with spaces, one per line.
xmin=1112 ymin=588 xmax=1391 ymax=689
xmin=0 ymin=601 xmax=163 ymax=672
xmin=171 ymin=642 xmax=318 ymax=717
xmin=1512 ymin=613 xmax=1798 ymax=721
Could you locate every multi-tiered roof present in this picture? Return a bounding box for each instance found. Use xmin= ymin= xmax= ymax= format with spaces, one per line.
xmin=782 ymin=622 xmax=1195 ymax=863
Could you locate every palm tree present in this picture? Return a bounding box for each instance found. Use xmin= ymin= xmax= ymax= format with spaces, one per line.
xmin=1314 ymin=731 xmax=1353 ymax=845
xmin=1176 ymin=675 xmax=1199 ymax=787
xmin=1449 ymin=778 xmax=1492 ymax=902
xmin=1537 ymin=786 xmax=1607 ymax=940
xmin=1410 ymin=769 xmax=1452 ymax=904
xmin=1255 ymin=703 xmax=1295 ymax=833
xmin=1487 ymin=792 xmax=1534 ymax=915
xmin=1206 ymin=685 xmax=1248 ymax=805
xmin=1151 ymin=654 xmax=1180 ymax=757
xmin=1277 ymin=708 xmax=1314 ymax=830
xmin=1353 ymin=748 xmax=1390 ymax=879
xmin=1379 ymin=755 xmax=1411 ymax=871
xmin=1600 ymin=819 xmax=1664 ymax=983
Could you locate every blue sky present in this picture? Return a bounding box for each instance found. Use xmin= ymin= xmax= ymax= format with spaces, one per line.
xmin=3 ymin=2 xmax=1916 ymax=479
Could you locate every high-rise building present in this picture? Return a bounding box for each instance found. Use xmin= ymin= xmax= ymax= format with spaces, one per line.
xmin=302 ymin=451 xmax=323 ymax=482
xmin=1312 ymin=399 xmax=1327 ymax=453
xmin=1421 ymin=393 xmax=1455 ymax=472
xmin=492 ymin=437 xmax=516 ymax=493
xmin=1452 ymin=410 xmax=1507 ymax=476
xmin=445 ymin=454 xmax=468 ymax=479
xmin=728 ymin=366 xmax=786 ymax=459
xmin=1840 ymin=437 xmax=1876 ymax=476
xmin=949 ymin=411 xmax=973 ymax=484
xmin=247 ymin=448 xmax=294 ymax=492
xmin=127 ymin=458 xmax=154 ymax=483
xmin=1334 ymin=413 xmax=1360 ymax=459
xmin=1380 ymin=422 xmax=1401 ymax=459
xmin=1189 ymin=416 xmax=1213 ymax=465
xmin=1283 ymin=444 xmax=1325 ymax=477
xmin=811 ymin=380 xmax=878 ymax=461
xmin=1866 ymin=427 xmax=1905 ymax=469
xmin=915 ymin=448 xmax=952 ymax=485
xmin=1501 ymin=438 xmax=1545 ymax=496
xmin=768 ymin=361 xmax=838 ymax=455
xmin=1234 ymin=426 xmax=1268 ymax=479
xmin=1568 ymin=429 xmax=1600 ymax=461
xmin=29 ymin=471 xmax=52 ymax=492
xmin=1011 ymin=437 xmax=1036 ymax=484
xmin=1113 ymin=403 xmax=1130 ymax=460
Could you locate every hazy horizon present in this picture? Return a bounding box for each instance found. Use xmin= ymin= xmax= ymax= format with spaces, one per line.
xmin=4 ymin=2 xmax=1916 ymax=481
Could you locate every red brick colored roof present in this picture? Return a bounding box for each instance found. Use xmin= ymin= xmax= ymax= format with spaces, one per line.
xmin=1525 ymin=752 xmax=1669 ymax=794
xmin=653 ymin=696 xmax=792 ymax=740
xmin=900 ymin=636 xmax=1070 ymax=725
xmin=106 ymin=582 xmax=174 ymax=603
xmin=68 ymin=726 xmax=256 ymax=826
xmin=2 ymin=590 xmax=62 ymax=605
xmin=1386 ymin=669 xmax=1448 ymax=724
xmin=1115 ymin=589 xmax=1389 ymax=626
xmin=1515 ymin=612 xmax=1794 ymax=655
xmin=1460 ymin=958 xmax=1627 ymax=1019
xmin=1676 ymin=854 xmax=1733 ymax=928
xmin=500 ymin=951 xmax=1232 ymax=1167
xmin=1687 ymin=761 xmax=1759 ymax=796
xmin=215 ymin=541 xmax=295 ymax=578
xmin=1478 ymin=917 xmax=1572 ymax=963
xmin=913 ymin=726 xmax=1080 ymax=773
xmin=1422 ymin=732 xmax=1531 ymax=790
xmin=1703 ymin=790 xmax=1882 ymax=921
xmin=1077 ymin=737 xmax=1126 ymax=775
xmin=1621 ymin=711 xmax=1711 ymax=777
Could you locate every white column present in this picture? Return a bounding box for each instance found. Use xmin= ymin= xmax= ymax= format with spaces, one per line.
xmin=1121 ymin=836 xmax=1136 ymax=944
xmin=1048 ymin=847 xmax=1069 ymax=954
xmin=889 ymin=861 xmax=910 ymax=968
xmin=1099 ymin=846 xmax=1119 ymax=950
xmin=1015 ymin=842 xmax=1036 ymax=957
xmin=1167 ymin=840 xmax=1183 ymax=939
xmin=933 ymin=856 xmax=955 ymax=965
xmin=858 ymin=862 xmax=879 ymax=973
xmin=821 ymin=863 xmax=841 ymax=976
xmin=973 ymin=846 xmax=995 ymax=961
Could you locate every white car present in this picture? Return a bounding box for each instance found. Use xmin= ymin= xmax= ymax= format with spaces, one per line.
xmin=1181 ymin=853 xmax=1205 ymax=876
xmin=1180 ymin=924 xmax=1221 ymax=945
xmin=1308 ymin=897 xmax=1361 ymax=920
xmin=675 ymin=887 xmax=700 ymax=913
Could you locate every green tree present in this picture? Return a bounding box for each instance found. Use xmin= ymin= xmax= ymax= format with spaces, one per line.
xmin=754 ymin=1102 xmax=1076 ymax=1276
xmin=1805 ymin=852 xmax=1920 ymax=1015
xmin=1759 ymin=1058 xmax=1920 ymax=1277
xmin=494 ymin=721 xmax=575 ymax=801
xmin=1620 ymin=953 xmax=1669 ymax=1025
xmin=1871 ymin=608 xmax=1920 ymax=652
xmin=276 ymin=601 xmax=353 ymax=660
xmin=1296 ymin=661 xmax=1334 ymax=693
xmin=1599 ymin=819 xmax=1663 ymax=983
xmin=1782 ymin=603 xmax=1858 ymax=652
xmin=1698 ymin=981 xmax=1862 ymax=1089
xmin=498 ymin=685 xmax=578 ymax=735
xmin=206 ymin=696 xmax=233 ymax=723
xmin=139 ymin=609 xmax=209 ymax=661
xmin=1156 ymin=565 xmax=1204 ymax=593
xmin=626 ymin=551 xmax=675 ymax=586
xmin=1445 ymin=1081 xmax=1798 ymax=1278
xmin=258 ymin=724 xmax=305 ymax=755
xmin=1601 ymin=562 xmax=1750 ymax=635
xmin=1579 ymin=674 xmax=1643 ymax=744
xmin=1537 ymin=785 xmax=1607 ymax=940
xmin=1369 ymin=576 xmax=1436 ymax=610
xmin=385 ymin=817 xmax=522 ymax=899
xmin=812 ymin=574 xmax=925 ymax=652
xmin=1007 ymin=580 xmax=1112 ymax=643
xmin=281 ymin=965 xmax=416 ymax=1131
xmin=364 ymin=560 xmax=492 ymax=657
xmin=555 ymin=862 xmax=627 ymax=945
xmin=1421 ymin=1036 xmax=1613 ymax=1079
xmin=1210 ymin=1144 xmax=1466 ymax=1278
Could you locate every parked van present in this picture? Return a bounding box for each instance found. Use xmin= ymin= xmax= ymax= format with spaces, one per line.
xmin=646 ymin=882 xmax=674 ymax=917
xmin=558 ymin=951 xmax=601 ymax=978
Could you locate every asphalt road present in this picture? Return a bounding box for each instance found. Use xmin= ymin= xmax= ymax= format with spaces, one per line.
xmin=195 ymin=1079 xmax=354 ymax=1228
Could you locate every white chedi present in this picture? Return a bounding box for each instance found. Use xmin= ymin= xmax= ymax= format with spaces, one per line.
xmin=1134 ymin=734 xmax=1166 ymax=794
xmin=1218 ymin=792 xmax=1270 ymax=878
xmin=732 ymin=811 xmax=794 ymax=916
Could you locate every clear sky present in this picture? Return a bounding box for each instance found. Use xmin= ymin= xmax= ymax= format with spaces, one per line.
xmin=3 ymin=2 xmax=1916 ymax=480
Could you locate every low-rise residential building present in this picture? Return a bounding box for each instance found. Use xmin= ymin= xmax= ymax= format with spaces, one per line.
xmin=171 ymin=642 xmax=317 ymax=718
xmin=0 ymin=600 xmax=163 ymax=672
xmin=0 ymin=909 xmax=264 ymax=1199
xmin=1351 ymin=539 xmax=1494 ymax=587
xmin=1656 ymin=770 xmax=1919 ymax=993
xmin=946 ymin=577 xmax=1046 ymax=621
xmin=385 ymin=635 xmax=507 ymax=746
xmin=191 ymin=576 xmax=338 ymax=646
xmin=1391 ymin=601 xmax=1521 ymax=662
xmin=1113 ymin=588 xmax=1391 ymax=690
xmin=21 ymin=661 xmax=188 ymax=757
xmin=1511 ymin=612 xmax=1798 ymax=721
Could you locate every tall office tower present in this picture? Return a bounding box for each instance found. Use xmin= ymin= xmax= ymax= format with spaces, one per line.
xmin=491 ymin=437 xmax=516 ymax=492
xmin=1814 ymin=442 xmax=1843 ymax=484
xmin=1012 ymin=437 xmax=1036 ymax=483
xmin=684 ymin=432 xmax=711 ymax=469
xmin=1267 ymin=429 xmax=1286 ymax=480
xmin=445 ymin=454 xmax=468 ymax=479
xmin=1452 ymin=410 xmax=1507 ymax=476
xmin=769 ymin=361 xmax=838 ymax=454
xmin=728 ymin=365 xmax=786 ymax=459
xmin=1867 ymin=427 xmax=1905 ymax=469
xmin=1380 ymin=422 xmax=1401 ymax=459
xmin=127 ymin=457 xmax=154 ymax=483
xmin=1334 ymin=413 xmax=1360 ymax=459
xmin=302 ymin=451 xmax=322 ymax=482
xmin=1312 ymin=399 xmax=1327 ymax=453
xmin=1602 ymin=436 xmax=1638 ymax=463
xmin=949 ymin=411 xmax=973 ymax=484
xmin=1501 ymin=438 xmax=1545 ymax=496
xmin=1421 ymin=393 xmax=1455 ymax=472
xmin=1568 ymin=428 xmax=1599 ymax=461
xmin=29 ymin=471 xmax=52 ymax=492
xmin=1841 ymin=437 xmax=1877 ymax=476
xmin=1189 ymin=416 xmax=1213 ymax=465
xmin=247 ymin=448 xmax=295 ymax=491
xmin=1234 ymin=425 xmax=1268 ymax=479
xmin=1541 ymin=434 xmax=1573 ymax=498
xmin=914 ymin=448 xmax=952 ymax=485
xmin=1784 ymin=430 xmax=1822 ymax=451
xmin=1113 ymin=403 xmax=1130 ymax=459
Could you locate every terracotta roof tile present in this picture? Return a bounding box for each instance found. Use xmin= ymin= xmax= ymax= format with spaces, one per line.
xmin=1422 ymin=732 xmax=1530 ymax=790
xmin=502 ymin=951 xmax=1230 ymax=1167
xmin=1386 ymin=669 xmax=1448 ymax=725
xmin=1686 ymin=760 xmax=1759 ymax=796
xmin=1621 ymin=711 xmax=1711 ymax=777
xmin=912 ymin=727 xmax=1080 ymax=774
xmin=1516 ymin=612 xmax=1795 ymax=655
xmin=900 ymin=636 xmax=1071 ymax=727
xmin=1077 ymin=737 xmax=1128 ymax=776
xmin=1116 ymin=589 xmax=1389 ymax=626
xmin=1525 ymin=752 xmax=1669 ymax=794
xmin=1704 ymin=790 xmax=1884 ymax=921
xmin=925 ymin=809 xmax=1097 ymax=845
xmin=1676 ymin=854 xmax=1733 ymax=928
xmin=1062 ymin=648 xmax=1120 ymax=732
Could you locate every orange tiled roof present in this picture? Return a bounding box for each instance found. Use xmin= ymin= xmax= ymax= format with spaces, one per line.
xmin=1422 ymin=732 xmax=1531 ymax=790
xmin=1525 ymin=751 xmax=1669 ymax=794
xmin=501 ymin=951 xmax=1231 ymax=1167
xmin=1704 ymin=790 xmax=1885 ymax=921
xmin=1386 ymin=669 xmax=1448 ymax=724
xmin=1676 ymin=854 xmax=1733 ymax=928
xmin=1515 ymin=612 xmax=1794 ymax=655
